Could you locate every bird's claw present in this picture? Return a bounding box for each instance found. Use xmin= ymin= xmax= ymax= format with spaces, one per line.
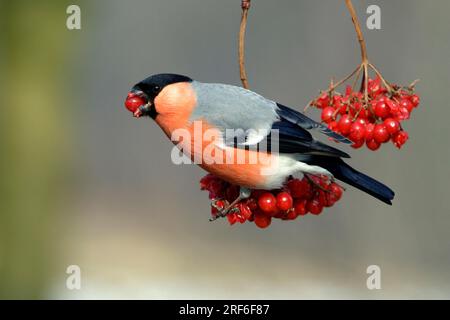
xmin=209 ymin=187 xmax=252 ymax=222
xmin=209 ymin=199 xmax=231 ymax=221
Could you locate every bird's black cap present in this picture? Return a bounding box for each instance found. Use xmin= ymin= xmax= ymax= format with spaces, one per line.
xmin=134 ymin=73 xmax=193 ymax=97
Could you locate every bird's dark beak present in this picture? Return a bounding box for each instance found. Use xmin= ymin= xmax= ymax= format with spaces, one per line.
xmin=133 ymin=103 xmax=152 ymax=118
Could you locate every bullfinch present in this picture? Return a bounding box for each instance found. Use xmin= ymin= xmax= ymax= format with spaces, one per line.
xmin=124 ymin=73 xmax=394 ymax=212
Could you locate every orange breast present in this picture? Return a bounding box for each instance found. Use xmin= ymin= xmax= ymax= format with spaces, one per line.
xmin=153 ymin=82 xmax=272 ymax=188
xmin=173 ymin=119 xmax=271 ymax=188
xmin=154 ymin=82 xmax=197 ymax=138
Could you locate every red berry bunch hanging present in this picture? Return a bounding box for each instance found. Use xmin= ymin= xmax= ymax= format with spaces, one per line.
xmin=200 ymin=174 xmax=344 ymax=229
xmin=309 ymin=73 xmax=419 ymax=151
xmin=303 ymin=0 xmax=420 ymax=152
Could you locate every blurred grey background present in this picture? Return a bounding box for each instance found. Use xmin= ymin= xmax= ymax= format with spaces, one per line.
xmin=1 ymin=0 xmax=449 ymax=299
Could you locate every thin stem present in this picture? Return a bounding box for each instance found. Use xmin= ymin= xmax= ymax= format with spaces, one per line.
xmin=345 ymin=0 xmax=368 ymax=63
xmin=409 ymin=79 xmax=420 ymax=89
xmin=304 ymin=65 xmax=360 ymax=112
xmin=239 ymin=0 xmax=251 ymax=89
xmin=363 ymin=63 xmax=369 ymax=103
xmin=352 ymin=64 xmax=363 ymax=90
xmin=329 ymin=65 xmax=362 ymax=92
xmin=368 ymin=63 xmax=394 ymax=92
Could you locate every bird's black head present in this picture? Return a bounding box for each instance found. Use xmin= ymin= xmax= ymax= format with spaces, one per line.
xmin=124 ymin=73 xmax=193 ymax=118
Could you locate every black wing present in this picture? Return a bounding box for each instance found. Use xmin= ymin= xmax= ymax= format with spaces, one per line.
xmin=266 ymin=121 xmax=350 ymax=158
xmin=276 ymin=103 xmax=352 ymax=144
xmin=226 ymin=120 xmax=350 ymax=158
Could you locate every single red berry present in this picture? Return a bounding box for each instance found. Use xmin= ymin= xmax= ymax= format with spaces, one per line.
xmin=306 ymin=200 xmax=323 ymax=215
xmin=353 ymin=91 xmax=363 ymax=100
xmin=321 ymin=107 xmax=335 ymax=123
xmin=308 ymin=175 xmax=323 ymax=188
xmin=374 ymin=101 xmax=391 ymax=119
xmin=286 ymin=179 xmax=303 ymax=198
xmin=294 ymin=199 xmax=307 ymax=216
xmin=332 ymin=95 xmax=344 ymax=111
xmin=351 ymin=139 xmax=364 ymax=149
xmin=392 ymin=131 xmax=409 ymax=149
xmin=124 ymin=96 xmax=145 ymax=113
xmin=273 ymin=209 xmax=285 ymax=219
xmin=227 ymin=213 xmax=238 ymax=225
xmin=276 ymin=192 xmax=294 ymax=211
xmin=328 ymin=121 xmax=339 ymax=132
xmin=254 ymin=212 xmax=272 ymax=229
xmin=386 ymin=99 xmax=399 ymax=114
xmin=315 ymin=93 xmax=330 ymax=109
xmin=373 ymin=124 xmax=390 ymax=144
xmin=245 ymin=198 xmax=258 ymax=211
xmin=338 ymin=115 xmax=352 ymax=136
xmin=317 ymin=190 xmax=328 ymax=207
xmin=286 ymin=179 xmax=302 ymax=198
xmin=376 ymin=96 xmax=388 ymax=103
xmin=410 ymin=94 xmax=420 ymax=108
xmin=396 ymin=106 xmax=410 ymax=121
xmin=329 ymin=183 xmax=343 ymax=201
xmin=357 ymin=108 xmax=370 ymax=120
xmin=350 ymin=102 xmax=362 ymax=117
xmin=300 ymin=179 xmax=314 ymax=199
xmin=366 ymin=139 xmax=381 ymax=151
xmin=368 ymin=77 xmax=382 ymax=96
xmin=284 ymin=209 xmax=298 ymax=220
xmin=355 ymin=117 xmax=367 ymax=126
xmin=237 ymin=203 xmax=252 ymax=220
xmin=258 ymin=192 xmax=277 ymax=215
xmin=345 ymin=85 xmax=353 ymax=96
xmin=349 ymin=122 xmax=366 ymax=143
xmin=236 ymin=212 xmax=247 ymax=224
xmin=325 ymin=196 xmax=336 ymax=207
xmin=364 ymin=123 xmax=375 ymax=141
xmin=399 ymin=98 xmax=414 ymax=113
xmin=383 ymin=118 xmax=401 ymax=135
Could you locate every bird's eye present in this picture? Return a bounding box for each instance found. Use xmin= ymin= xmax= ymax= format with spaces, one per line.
xmin=153 ymin=86 xmax=160 ymax=93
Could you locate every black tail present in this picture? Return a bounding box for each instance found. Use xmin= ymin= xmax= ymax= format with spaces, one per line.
xmin=314 ymin=158 xmax=395 ymax=205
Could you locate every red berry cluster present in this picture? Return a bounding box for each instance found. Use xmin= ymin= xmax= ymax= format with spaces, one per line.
xmin=313 ymin=77 xmax=419 ymax=150
xmin=200 ymin=174 xmax=344 ymax=228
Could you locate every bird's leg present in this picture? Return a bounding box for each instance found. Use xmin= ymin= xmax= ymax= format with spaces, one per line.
xmin=304 ymin=173 xmax=332 ymax=193
xmin=209 ymin=187 xmax=252 ymax=222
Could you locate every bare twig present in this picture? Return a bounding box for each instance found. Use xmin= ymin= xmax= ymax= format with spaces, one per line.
xmin=345 ymin=0 xmax=368 ymax=64
xmin=368 ymin=63 xmax=394 ymax=92
xmin=239 ymin=0 xmax=251 ymax=89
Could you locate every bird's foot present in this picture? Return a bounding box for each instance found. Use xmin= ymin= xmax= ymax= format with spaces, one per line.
xmin=209 ymin=187 xmax=252 ymax=222
xmin=209 ymin=199 xmax=230 ymax=221
xmin=305 ymin=174 xmax=332 ymax=193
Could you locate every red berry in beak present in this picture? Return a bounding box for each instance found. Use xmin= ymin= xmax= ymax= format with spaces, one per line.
xmin=124 ymin=95 xmax=146 ymax=113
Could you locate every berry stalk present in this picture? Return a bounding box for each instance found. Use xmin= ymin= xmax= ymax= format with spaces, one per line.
xmin=239 ymin=0 xmax=251 ymax=89
xmin=345 ymin=0 xmax=368 ymax=64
